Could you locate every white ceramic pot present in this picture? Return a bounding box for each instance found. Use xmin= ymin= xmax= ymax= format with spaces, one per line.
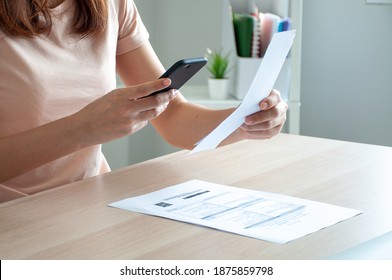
xmin=208 ymin=78 xmax=230 ymax=100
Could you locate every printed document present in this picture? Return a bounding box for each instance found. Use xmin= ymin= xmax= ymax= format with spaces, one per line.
xmin=109 ymin=180 xmax=362 ymax=244
xmin=191 ymin=30 xmax=296 ymax=153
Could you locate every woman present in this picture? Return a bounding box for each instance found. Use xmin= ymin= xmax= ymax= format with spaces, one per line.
xmin=0 ymin=0 xmax=288 ymax=202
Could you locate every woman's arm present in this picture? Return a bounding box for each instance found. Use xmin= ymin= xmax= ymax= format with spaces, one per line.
xmin=0 ymin=116 xmax=84 ymax=183
xmin=0 ymin=77 xmax=176 ymax=183
xmin=116 ymin=42 xmax=288 ymax=150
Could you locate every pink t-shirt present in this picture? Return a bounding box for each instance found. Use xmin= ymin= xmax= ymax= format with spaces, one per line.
xmin=0 ymin=0 xmax=149 ymax=202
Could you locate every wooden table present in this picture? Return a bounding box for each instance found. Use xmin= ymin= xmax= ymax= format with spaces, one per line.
xmin=1 ymin=134 xmax=391 ymax=259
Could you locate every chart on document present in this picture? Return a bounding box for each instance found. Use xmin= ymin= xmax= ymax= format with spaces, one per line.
xmin=160 ymin=191 xmax=305 ymax=229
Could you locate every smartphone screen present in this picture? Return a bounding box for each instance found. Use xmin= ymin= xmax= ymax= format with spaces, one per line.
xmin=148 ymin=57 xmax=207 ymax=96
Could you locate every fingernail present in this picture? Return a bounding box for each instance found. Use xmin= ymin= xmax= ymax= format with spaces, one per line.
xmin=245 ymin=117 xmax=253 ymax=125
xmin=260 ymin=102 xmax=268 ymax=110
xmin=163 ymin=78 xmax=171 ymax=86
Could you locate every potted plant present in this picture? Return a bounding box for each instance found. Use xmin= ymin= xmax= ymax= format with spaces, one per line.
xmin=206 ymin=48 xmax=230 ymax=100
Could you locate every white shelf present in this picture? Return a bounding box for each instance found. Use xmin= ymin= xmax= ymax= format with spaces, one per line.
xmin=181 ymin=85 xmax=242 ymax=109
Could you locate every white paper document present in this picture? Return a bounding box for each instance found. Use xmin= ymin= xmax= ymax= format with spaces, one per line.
xmin=191 ymin=30 xmax=296 ymax=154
xmin=109 ymin=180 xmax=362 ymax=244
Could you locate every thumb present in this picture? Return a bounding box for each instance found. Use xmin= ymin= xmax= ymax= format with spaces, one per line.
xmin=121 ymin=78 xmax=172 ymax=100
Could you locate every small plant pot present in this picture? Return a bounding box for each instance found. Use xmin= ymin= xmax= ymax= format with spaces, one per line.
xmin=208 ymin=78 xmax=230 ymax=100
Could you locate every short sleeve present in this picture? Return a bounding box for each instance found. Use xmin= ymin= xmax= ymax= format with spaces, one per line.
xmin=116 ymin=0 xmax=150 ymax=55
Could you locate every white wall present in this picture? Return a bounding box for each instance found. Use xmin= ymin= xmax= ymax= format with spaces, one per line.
xmin=300 ymin=0 xmax=392 ymax=146
xmin=135 ymin=0 xmax=223 ymax=84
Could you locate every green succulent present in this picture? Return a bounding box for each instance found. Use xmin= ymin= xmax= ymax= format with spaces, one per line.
xmin=206 ymin=48 xmax=230 ymax=79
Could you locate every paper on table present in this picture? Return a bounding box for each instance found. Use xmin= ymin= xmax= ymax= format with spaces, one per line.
xmin=191 ymin=30 xmax=296 ymax=154
xmin=109 ymin=180 xmax=362 ymax=244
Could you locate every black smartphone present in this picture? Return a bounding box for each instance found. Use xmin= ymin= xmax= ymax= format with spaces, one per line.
xmin=148 ymin=57 xmax=208 ymax=96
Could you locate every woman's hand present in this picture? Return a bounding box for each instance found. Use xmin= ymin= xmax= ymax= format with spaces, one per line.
xmin=70 ymin=78 xmax=178 ymax=147
xmin=239 ymin=89 xmax=288 ymax=140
